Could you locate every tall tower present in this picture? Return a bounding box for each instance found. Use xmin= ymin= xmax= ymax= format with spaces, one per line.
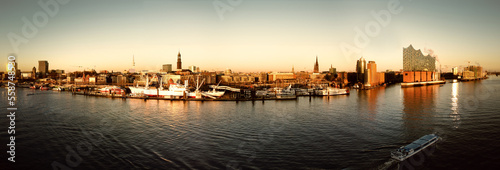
xmin=367 ymin=61 xmax=377 ymax=86
xmin=177 ymin=51 xmax=182 ymax=70
xmin=356 ymin=57 xmax=366 ymax=82
xmin=313 ymin=56 xmax=319 ymax=73
xmin=32 ymin=67 xmax=36 ymax=79
xmin=38 ymin=60 xmax=49 ymax=77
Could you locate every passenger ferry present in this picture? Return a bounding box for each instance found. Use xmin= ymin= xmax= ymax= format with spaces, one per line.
xmin=391 ymin=134 xmax=440 ymax=161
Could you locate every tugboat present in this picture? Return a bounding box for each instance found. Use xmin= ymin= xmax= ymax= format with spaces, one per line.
xmin=391 ymin=134 xmax=440 ymax=161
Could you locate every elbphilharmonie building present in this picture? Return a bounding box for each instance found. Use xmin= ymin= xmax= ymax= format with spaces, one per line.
xmin=402 ymin=45 xmax=443 ymax=86
xmin=403 ymin=45 xmax=436 ymax=72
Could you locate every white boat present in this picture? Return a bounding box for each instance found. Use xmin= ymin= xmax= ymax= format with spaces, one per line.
xmin=292 ymin=88 xmax=310 ymax=96
xmin=164 ymin=82 xmax=190 ymax=98
xmin=129 ymin=74 xmax=151 ymax=95
xmin=202 ymin=81 xmax=225 ymax=98
xmin=315 ymin=87 xmax=349 ymax=96
xmin=99 ymin=86 xmax=124 ymax=94
xmin=203 ymin=89 xmax=225 ymax=98
xmin=255 ymin=90 xmax=268 ymax=97
xmin=391 ymin=134 xmax=440 ymax=161
xmin=275 ymin=85 xmax=296 ymax=99
xmin=129 ymin=75 xmax=189 ymax=98
xmin=188 ymin=78 xmax=225 ymax=99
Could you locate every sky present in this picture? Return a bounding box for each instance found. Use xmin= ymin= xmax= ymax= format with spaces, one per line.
xmin=1 ymin=0 xmax=500 ymax=73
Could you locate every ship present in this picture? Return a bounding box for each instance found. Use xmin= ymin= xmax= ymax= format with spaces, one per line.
xmin=255 ymin=85 xmax=297 ymax=99
xmin=315 ymin=87 xmax=349 ymax=96
xmin=129 ymin=76 xmax=189 ymax=98
xmin=275 ymin=85 xmax=296 ymax=99
xmin=188 ymin=78 xmax=226 ymax=99
xmin=391 ymin=134 xmax=440 ymax=161
xmin=130 ymin=75 xmax=225 ymax=99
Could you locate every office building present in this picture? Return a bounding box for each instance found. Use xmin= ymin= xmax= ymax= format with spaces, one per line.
xmin=39 ymin=60 xmax=49 ymax=77
xmin=356 ymin=57 xmax=366 ymax=83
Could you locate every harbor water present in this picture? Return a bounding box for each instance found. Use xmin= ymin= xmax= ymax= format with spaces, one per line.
xmin=1 ymin=77 xmax=500 ymax=169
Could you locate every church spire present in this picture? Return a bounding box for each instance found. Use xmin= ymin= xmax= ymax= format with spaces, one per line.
xmin=177 ymin=50 xmax=182 ymax=70
xmin=313 ymin=56 xmax=319 ymax=73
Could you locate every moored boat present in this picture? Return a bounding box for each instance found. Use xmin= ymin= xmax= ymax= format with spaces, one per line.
xmin=99 ymin=86 xmax=125 ymax=94
xmin=315 ymin=87 xmax=349 ymax=96
xmin=275 ymin=85 xmax=296 ymax=99
xmin=40 ymin=86 xmax=50 ymax=90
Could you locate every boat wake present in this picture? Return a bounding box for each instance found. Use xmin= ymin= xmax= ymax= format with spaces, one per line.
xmin=377 ymin=159 xmax=398 ymax=170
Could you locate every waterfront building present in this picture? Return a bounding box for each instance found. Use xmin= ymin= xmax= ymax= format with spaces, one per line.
xmin=402 ymin=45 xmax=440 ymax=84
xmin=314 ymin=56 xmax=319 ymax=73
xmin=367 ymin=61 xmax=376 ymax=86
xmin=177 ymin=51 xmax=182 ymax=70
xmin=97 ymin=75 xmax=107 ymax=84
xmin=360 ymin=61 xmax=385 ymax=88
xmin=337 ymin=71 xmax=349 ymax=85
xmin=39 ymin=60 xmax=49 ymax=77
xmin=200 ymin=72 xmax=217 ymax=85
xmin=269 ymin=72 xmax=295 ymax=82
xmin=89 ymin=77 xmax=96 ymax=84
xmin=162 ymin=64 xmax=172 ymax=72
xmin=233 ymin=75 xmax=255 ymax=83
xmin=356 ymin=57 xmax=366 ymax=83
xmin=462 ymin=65 xmax=485 ymax=80
xmin=21 ymin=71 xmax=33 ymax=79
xmin=117 ymin=75 xmax=127 ymax=85
xmin=403 ymin=45 xmax=436 ymax=72
xmin=74 ymin=78 xmax=84 ymax=84
xmin=452 ymin=67 xmax=458 ymax=75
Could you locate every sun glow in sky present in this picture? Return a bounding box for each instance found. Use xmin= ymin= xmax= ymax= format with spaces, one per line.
xmin=1 ymin=0 xmax=500 ymax=73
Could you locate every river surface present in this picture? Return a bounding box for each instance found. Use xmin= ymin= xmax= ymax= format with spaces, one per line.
xmin=1 ymin=77 xmax=500 ymax=169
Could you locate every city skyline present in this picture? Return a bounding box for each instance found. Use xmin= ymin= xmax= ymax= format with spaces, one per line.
xmin=1 ymin=0 xmax=500 ymax=72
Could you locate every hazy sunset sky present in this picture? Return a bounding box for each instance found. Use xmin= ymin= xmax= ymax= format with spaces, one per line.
xmin=1 ymin=0 xmax=499 ymax=73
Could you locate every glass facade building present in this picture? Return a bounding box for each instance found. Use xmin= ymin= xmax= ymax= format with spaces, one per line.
xmin=403 ymin=45 xmax=436 ymax=72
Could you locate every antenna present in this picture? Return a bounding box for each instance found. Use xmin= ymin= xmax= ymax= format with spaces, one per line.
xmin=133 ymin=55 xmax=135 ymax=67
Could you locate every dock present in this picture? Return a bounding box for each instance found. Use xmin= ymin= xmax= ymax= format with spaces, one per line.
xmin=400 ymin=80 xmax=446 ymax=87
xmin=71 ymin=91 xmax=298 ymax=101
